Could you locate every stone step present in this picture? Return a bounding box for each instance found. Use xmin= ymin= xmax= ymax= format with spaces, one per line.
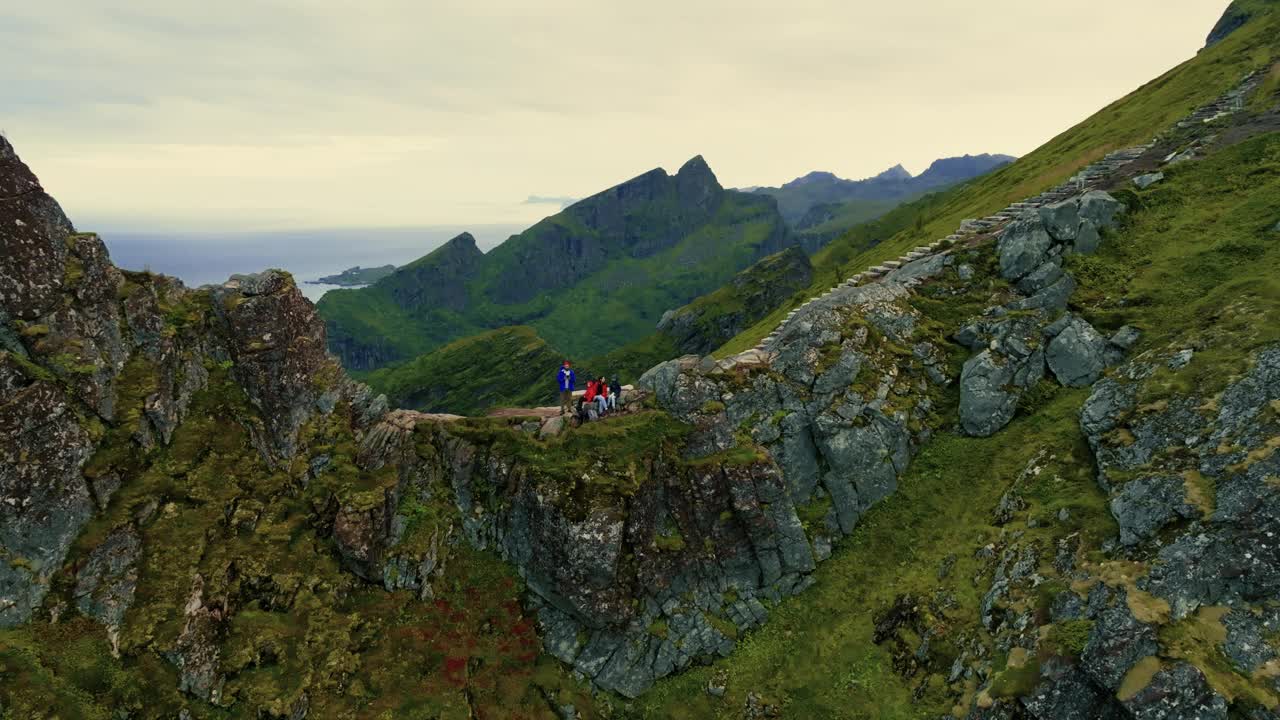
xmin=883 ymin=260 xmax=903 ymax=269
xmin=914 ymin=245 xmax=931 ymax=253
xmin=867 ymin=266 xmax=888 ymax=276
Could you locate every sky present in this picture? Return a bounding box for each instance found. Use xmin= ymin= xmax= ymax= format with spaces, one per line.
xmin=1 ymin=1 xmax=1229 ymax=232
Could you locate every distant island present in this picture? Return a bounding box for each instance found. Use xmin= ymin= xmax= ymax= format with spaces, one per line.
xmin=307 ymin=264 xmax=396 ymax=286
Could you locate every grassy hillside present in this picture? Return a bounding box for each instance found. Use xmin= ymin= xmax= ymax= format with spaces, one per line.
xmin=716 ymin=3 xmax=1280 ymax=356
xmin=639 ymin=82 xmax=1280 ymax=719
xmin=361 ymin=326 xmax=570 ymax=415
xmin=319 ymin=158 xmax=791 ymax=370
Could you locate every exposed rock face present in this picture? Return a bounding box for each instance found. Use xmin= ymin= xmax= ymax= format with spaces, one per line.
xmin=958 ymin=193 xmax=1128 ymax=437
xmin=975 ymin=342 xmax=1280 ymax=718
xmin=562 ymin=257 xmax=957 ymax=694
xmin=212 ymin=270 xmax=342 ymax=461
xmin=1204 ymin=1 xmax=1252 ymax=49
xmin=0 ymin=355 xmax=96 ymax=627
xmin=0 ymin=135 xmax=355 ymax=629
xmin=1117 ymin=347 xmax=1280 ymax=620
xmin=73 ymin=525 xmax=141 ymax=634
xmin=167 ymin=575 xmax=227 ymax=704
xmin=0 ymin=137 xmax=103 ymax=627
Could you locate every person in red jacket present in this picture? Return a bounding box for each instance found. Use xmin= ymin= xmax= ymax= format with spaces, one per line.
xmin=595 ymin=376 xmax=610 ymax=415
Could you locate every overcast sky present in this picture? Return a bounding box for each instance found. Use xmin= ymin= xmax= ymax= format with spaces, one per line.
xmin=1 ymin=1 xmax=1227 ymax=232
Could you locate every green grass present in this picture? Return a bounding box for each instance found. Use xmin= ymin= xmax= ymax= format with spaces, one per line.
xmin=1065 ymin=130 xmax=1280 ymax=397
xmin=361 ymin=325 xmax=569 ymax=415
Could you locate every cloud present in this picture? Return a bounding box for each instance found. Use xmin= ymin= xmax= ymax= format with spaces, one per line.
xmin=0 ymin=1 xmax=1228 ymax=230
xmin=524 ymin=195 xmax=578 ymax=208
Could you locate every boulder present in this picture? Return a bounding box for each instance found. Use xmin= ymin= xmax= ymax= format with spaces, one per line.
xmin=996 ymin=215 xmax=1053 ymax=280
xmin=539 ymin=415 xmax=566 ymax=438
xmin=1081 ymin=587 xmax=1159 ymax=691
xmin=960 ymin=348 xmax=1043 ymax=437
xmin=1109 ymin=325 xmax=1141 ymax=351
xmin=1046 ymin=316 xmax=1111 ymax=387
xmin=1074 ymin=219 xmax=1102 ymax=254
xmin=1078 ymin=190 xmax=1125 ymax=228
xmin=1109 ymin=475 xmax=1198 ymax=546
xmin=1132 ymin=172 xmax=1164 ymax=190
xmin=1039 ymin=200 xmax=1081 ymax=242
xmin=1005 ymin=274 xmax=1077 ymax=313
xmin=1119 ymin=662 xmax=1228 ymax=720
xmin=1016 ymin=259 xmax=1065 ymax=295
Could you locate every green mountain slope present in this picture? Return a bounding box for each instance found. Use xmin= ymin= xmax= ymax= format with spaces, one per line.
xmin=360 ymin=326 xmax=568 ymax=415
xmin=654 ymin=245 xmax=813 ymax=356
xmin=318 ymin=156 xmax=791 ymax=370
xmin=574 ymin=245 xmax=814 ymax=388
xmin=716 ymin=3 xmax=1280 ymax=357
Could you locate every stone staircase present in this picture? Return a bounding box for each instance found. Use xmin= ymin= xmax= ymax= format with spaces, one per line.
xmin=1177 ymin=70 xmax=1261 ymax=128
xmin=749 ymin=71 xmax=1265 ymax=356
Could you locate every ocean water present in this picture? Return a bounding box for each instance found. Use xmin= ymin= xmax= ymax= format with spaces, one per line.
xmin=97 ymin=225 xmax=523 ymax=302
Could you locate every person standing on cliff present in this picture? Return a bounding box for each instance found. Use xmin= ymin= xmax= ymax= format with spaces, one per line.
xmin=557 ymin=360 xmax=576 ymax=415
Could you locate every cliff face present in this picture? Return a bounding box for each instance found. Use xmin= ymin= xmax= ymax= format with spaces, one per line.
xmin=317 ymin=155 xmax=793 ymax=368
xmin=0 ymin=134 xmax=354 ymax=622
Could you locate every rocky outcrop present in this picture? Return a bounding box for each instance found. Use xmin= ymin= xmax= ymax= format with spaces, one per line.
xmin=1204 ymin=1 xmax=1252 ymax=49
xmin=966 ymin=342 xmax=1280 ymax=718
xmin=957 ymin=192 xmax=1129 ymax=437
xmin=1086 ymin=344 xmax=1280 ymax=620
xmin=212 ymin=270 xmax=342 ymax=461
xmin=167 ymin=575 xmax=227 ymax=704
xmin=0 ymin=135 xmax=359 ymax=630
xmin=73 ymin=525 xmax=141 ymax=649
xmin=0 ymin=354 xmax=96 ymax=627
xmin=1 ymin=136 xmax=107 ymax=627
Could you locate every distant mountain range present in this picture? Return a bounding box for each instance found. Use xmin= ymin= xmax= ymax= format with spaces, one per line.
xmin=318 ymin=155 xmax=791 ymax=369
xmin=751 ymin=154 xmax=1016 ymax=225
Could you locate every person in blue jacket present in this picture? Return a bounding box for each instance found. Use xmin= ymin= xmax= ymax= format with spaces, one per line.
xmin=557 ymin=360 xmax=576 ymax=415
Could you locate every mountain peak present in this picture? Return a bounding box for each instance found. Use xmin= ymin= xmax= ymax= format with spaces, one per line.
xmin=874 ymin=164 xmax=912 ymax=182
xmin=782 ymin=171 xmax=839 ymax=189
xmin=675 ymin=155 xmax=723 ymax=208
xmin=677 ymin=154 xmax=719 ymax=186
xmin=1204 ymin=1 xmax=1252 ymax=48
xmin=444 ymin=231 xmax=478 ymax=252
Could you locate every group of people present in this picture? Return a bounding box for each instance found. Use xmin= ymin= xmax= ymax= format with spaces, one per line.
xmin=557 ymin=360 xmax=622 ymax=422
